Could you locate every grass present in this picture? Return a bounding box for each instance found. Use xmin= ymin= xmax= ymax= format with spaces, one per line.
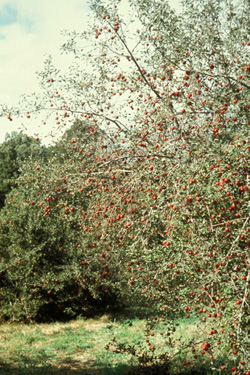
xmin=0 ymin=308 xmax=229 ymax=375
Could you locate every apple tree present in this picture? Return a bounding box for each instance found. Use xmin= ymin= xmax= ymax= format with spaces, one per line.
xmin=1 ymin=0 xmax=250 ymax=372
xmin=0 ymin=122 xmax=123 ymax=322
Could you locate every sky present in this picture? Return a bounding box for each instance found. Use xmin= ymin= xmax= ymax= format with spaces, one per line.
xmin=0 ymin=0 xmax=181 ymax=146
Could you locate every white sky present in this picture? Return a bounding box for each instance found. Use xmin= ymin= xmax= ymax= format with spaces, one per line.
xmin=0 ymin=0 xmax=181 ymax=146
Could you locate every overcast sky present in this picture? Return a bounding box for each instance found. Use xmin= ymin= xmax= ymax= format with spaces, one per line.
xmin=0 ymin=0 xmax=181 ymax=146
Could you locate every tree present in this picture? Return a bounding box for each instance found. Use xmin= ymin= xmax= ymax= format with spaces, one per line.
xmin=0 ymin=132 xmax=50 ymax=209
xmin=1 ymin=0 xmax=250 ymax=372
xmin=0 ymin=120 xmax=123 ymax=322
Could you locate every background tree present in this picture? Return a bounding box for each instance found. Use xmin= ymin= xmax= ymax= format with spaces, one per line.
xmin=0 ymin=132 xmax=50 ymax=209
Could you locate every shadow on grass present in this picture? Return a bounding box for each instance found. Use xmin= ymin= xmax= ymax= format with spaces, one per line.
xmin=107 ymin=306 xmax=163 ymax=322
xmin=0 ymin=359 xmax=129 ymax=375
xmin=106 ymin=305 xmax=190 ymax=324
xmin=0 ymin=356 xmax=228 ymax=375
xmin=124 ymin=359 xmax=227 ymax=375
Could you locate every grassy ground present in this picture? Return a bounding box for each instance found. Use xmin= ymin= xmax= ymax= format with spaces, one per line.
xmin=0 ymin=314 xmax=133 ymax=374
xmin=0 ymin=308 xmax=226 ymax=375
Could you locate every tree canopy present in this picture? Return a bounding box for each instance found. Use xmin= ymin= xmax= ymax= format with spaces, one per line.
xmin=0 ymin=132 xmax=50 ymax=208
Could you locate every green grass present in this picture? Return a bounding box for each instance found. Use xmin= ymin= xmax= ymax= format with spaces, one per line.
xmin=0 ymin=309 xmax=230 ymax=375
xmin=0 ymin=313 xmax=137 ymax=374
